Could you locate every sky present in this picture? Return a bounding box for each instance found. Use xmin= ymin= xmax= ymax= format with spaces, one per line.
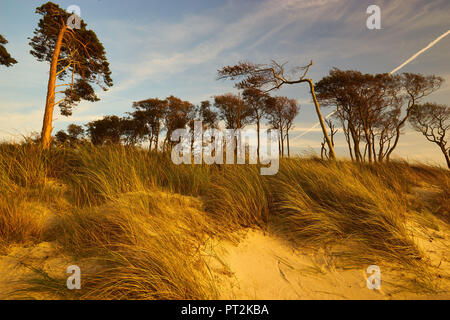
xmin=0 ymin=0 xmax=449 ymax=166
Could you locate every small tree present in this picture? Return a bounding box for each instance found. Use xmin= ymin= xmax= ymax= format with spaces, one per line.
xmin=198 ymin=100 xmax=218 ymax=129
xmin=213 ymin=93 xmax=252 ymax=130
xmin=86 ymin=116 xmax=123 ymax=145
xmin=67 ymin=124 xmax=84 ymax=140
xmin=409 ymin=103 xmax=449 ymax=169
xmin=55 ymin=130 xmax=69 ymax=144
xmin=130 ymin=98 xmax=168 ymax=151
xmin=29 ymin=2 xmax=113 ymax=149
xmin=0 ymin=34 xmax=17 ymax=67
xmin=54 ymin=123 xmax=84 ymax=145
xmin=162 ymin=96 xmax=195 ymax=151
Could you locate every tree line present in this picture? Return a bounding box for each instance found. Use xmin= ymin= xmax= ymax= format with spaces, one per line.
xmin=55 ymin=91 xmax=300 ymax=161
xmin=315 ymin=69 xmax=449 ymax=167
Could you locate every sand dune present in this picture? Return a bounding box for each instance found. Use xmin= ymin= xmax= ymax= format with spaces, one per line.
xmin=207 ymin=227 xmax=450 ymax=300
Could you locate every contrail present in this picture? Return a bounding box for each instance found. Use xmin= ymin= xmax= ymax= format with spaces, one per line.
xmin=389 ymin=30 xmax=450 ymax=75
xmin=291 ymin=29 xmax=450 ymax=142
xmin=294 ymin=110 xmax=336 ymax=139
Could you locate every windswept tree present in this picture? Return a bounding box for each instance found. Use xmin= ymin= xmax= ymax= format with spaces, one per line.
xmin=0 ymin=34 xmax=17 ymax=67
xmin=409 ymin=103 xmax=449 ymax=169
xmin=29 ymin=2 xmax=113 ymax=149
xmin=315 ymin=69 xmax=442 ymax=163
xmin=218 ymin=60 xmax=335 ymax=159
xmin=315 ymin=69 xmax=364 ymax=161
xmin=385 ymin=73 xmax=443 ymax=161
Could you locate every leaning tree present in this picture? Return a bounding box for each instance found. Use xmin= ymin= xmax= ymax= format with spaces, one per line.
xmin=29 ymin=2 xmax=113 ymax=149
xmin=218 ymin=60 xmax=336 ymax=159
xmin=0 ymin=34 xmax=18 ymax=67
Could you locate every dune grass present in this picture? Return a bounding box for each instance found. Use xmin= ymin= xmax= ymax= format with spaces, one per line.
xmin=267 ymin=159 xmax=420 ymax=264
xmin=0 ymin=141 xmax=448 ymax=299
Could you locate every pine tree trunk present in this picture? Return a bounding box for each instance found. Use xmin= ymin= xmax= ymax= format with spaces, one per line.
xmin=41 ymin=25 xmax=67 ymax=149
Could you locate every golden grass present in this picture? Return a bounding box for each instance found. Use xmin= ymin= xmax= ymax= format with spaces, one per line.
xmin=0 ymin=142 xmax=448 ymax=299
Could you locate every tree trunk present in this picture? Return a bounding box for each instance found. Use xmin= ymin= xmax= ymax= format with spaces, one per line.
xmin=280 ymin=126 xmax=284 ymax=157
xmin=256 ymin=118 xmax=260 ymax=164
xmin=149 ymin=135 xmax=153 ymax=152
xmin=386 ymin=100 xmax=414 ymax=161
xmin=441 ymin=145 xmax=450 ymax=169
xmin=155 ymin=125 xmax=160 ymax=152
xmin=41 ymin=25 xmax=67 ymax=149
xmin=364 ymin=128 xmax=372 ymax=163
xmin=349 ymin=125 xmax=362 ymax=162
xmin=287 ymin=128 xmax=290 ymax=157
xmin=307 ymin=79 xmax=336 ymax=160
xmin=278 ymin=131 xmax=281 ymax=156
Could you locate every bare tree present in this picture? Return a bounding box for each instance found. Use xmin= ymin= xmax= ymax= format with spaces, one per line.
xmin=409 ymin=103 xmax=449 ymax=169
xmin=218 ymin=60 xmax=336 ymax=159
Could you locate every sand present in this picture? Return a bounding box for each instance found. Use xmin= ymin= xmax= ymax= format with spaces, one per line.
xmin=206 ymin=227 xmax=450 ymax=300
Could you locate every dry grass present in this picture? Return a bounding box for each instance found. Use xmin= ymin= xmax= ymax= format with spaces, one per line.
xmin=0 ymin=142 xmax=448 ymax=299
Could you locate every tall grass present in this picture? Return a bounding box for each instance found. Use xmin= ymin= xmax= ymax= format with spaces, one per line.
xmin=1 ymin=141 xmax=448 ymax=298
xmin=0 ymin=143 xmax=68 ymax=247
xmin=45 ymin=191 xmax=219 ymax=299
xmin=267 ymin=159 xmax=421 ymax=266
xmin=203 ymin=164 xmax=269 ymax=229
xmin=61 ymin=145 xmax=213 ymax=206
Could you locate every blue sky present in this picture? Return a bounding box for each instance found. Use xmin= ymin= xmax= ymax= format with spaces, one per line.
xmin=0 ymin=0 xmax=449 ymax=165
